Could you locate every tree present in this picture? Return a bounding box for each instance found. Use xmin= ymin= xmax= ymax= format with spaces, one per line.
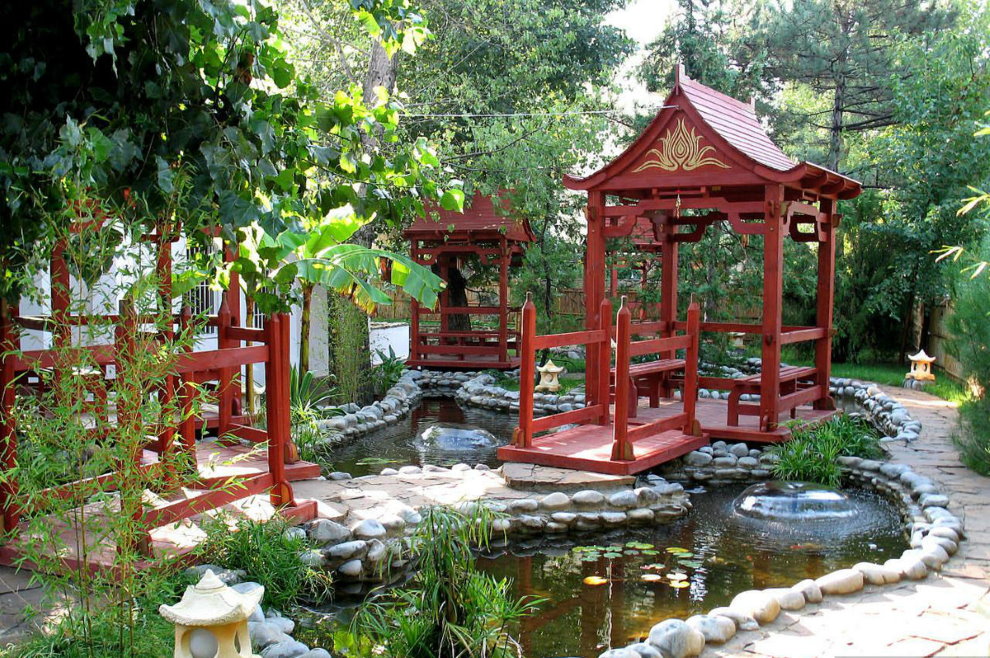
xmin=751 ymin=0 xmax=957 ymax=170
xmin=0 ymin=0 xmax=455 ymax=315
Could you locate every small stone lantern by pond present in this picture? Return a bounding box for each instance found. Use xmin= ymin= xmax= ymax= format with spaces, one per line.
xmin=904 ymin=349 xmax=936 ymax=389
xmin=535 ymin=359 xmax=564 ymax=392
xmin=159 ymin=570 xmax=263 ymax=658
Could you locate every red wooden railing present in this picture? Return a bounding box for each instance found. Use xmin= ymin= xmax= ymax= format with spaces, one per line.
xmin=611 ymin=301 xmax=701 ymax=461
xmin=513 ymin=297 xmax=702 ymax=463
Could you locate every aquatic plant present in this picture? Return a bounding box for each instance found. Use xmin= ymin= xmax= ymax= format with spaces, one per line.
xmin=769 ymin=414 xmax=883 ymax=486
xmin=350 ymin=506 xmax=541 ymax=658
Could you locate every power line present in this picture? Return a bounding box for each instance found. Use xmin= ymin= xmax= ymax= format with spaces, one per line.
xmin=406 ymin=105 xmax=678 ymax=119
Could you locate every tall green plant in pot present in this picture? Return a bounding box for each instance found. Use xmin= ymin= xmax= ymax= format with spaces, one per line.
xmin=348 ymin=506 xmax=541 ymax=658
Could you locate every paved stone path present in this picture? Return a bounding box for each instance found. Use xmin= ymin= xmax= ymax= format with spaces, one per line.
xmin=709 ymin=386 xmax=990 ymax=657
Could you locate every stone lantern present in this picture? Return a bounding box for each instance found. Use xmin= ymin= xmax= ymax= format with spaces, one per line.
xmin=904 ymin=349 xmax=936 ymax=389
xmin=535 ymin=359 xmax=564 ymax=393
xmin=160 ymin=570 xmax=263 ymax=658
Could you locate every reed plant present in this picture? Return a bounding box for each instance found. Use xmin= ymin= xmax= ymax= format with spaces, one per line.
xmin=770 ymin=414 xmax=883 ymax=487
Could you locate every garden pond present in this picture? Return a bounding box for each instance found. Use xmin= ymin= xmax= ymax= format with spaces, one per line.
xmin=300 ymin=483 xmax=908 ymax=658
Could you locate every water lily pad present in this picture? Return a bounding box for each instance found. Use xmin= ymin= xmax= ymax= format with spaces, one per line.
xmin=666 ymin=547 xmax=689 ymax=554
xmin=583 ymin=576 xmax=609 ymax=586
xmin=603 ymin=552 xmax=622 ymax=559
xmin=678 ymin=560 xmax=703 ymax=569
xmin=625 ymin=541 xmax=654 ymax=550
xmin=642 ymin=563 xmax=666 ymax=570
xmin=641 ymin=549 xmax=659 ymax=556
xmin=640 ymin=574 xmax=663 ymax=582
xmin=667 ymin=571 xmax=688 ymax=581
xmin=670 ymin=581 xmax=690 ymax=588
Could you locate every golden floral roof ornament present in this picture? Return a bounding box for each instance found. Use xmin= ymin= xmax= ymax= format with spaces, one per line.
xmin=633 ymin=117 xmax=730 ymax=173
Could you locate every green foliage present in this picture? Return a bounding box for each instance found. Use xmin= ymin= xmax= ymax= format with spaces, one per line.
xmin=330 ymin=293 xmax=371 ymax=404
xmin=348 ymin=506 xmax=540 ymax=658
xmin=770 ymin=414 xmax=884 ymax=487
xmin=371 ymin=347 xmax=405 ymax=396
xmin=290 ymin=366 xmax=338 ymax=413
xmin=197 ymin=516 xmax=332 ymax=610
xmin=947 ymin=264 xmax=990 ymax=474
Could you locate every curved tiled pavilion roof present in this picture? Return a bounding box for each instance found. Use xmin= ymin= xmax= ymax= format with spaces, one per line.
xmin=405 ymin=191 xmax=535 ymax=244
xmin=565 ymin=66 xmax=860 ymax=200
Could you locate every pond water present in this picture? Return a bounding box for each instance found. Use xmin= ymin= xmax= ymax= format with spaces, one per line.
xmin=303 ymin=484 xmax=908 ymax=658
xmin=327 ymin=397 xmax=513 ymax=476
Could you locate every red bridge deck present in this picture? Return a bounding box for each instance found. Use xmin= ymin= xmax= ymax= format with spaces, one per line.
xmin=498 ymin=423 xmax=707 ymax=475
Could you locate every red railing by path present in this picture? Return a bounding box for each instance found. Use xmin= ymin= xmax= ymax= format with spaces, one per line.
xmin=512 ymin=295 xmax=613 ymax=448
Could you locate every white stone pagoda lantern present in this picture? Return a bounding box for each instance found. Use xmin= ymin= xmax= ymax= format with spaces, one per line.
xmin=906 ymin=349 xmax=936 ymax=385
xmin=535 ymin=359 xmax=565 ymax=393
xmin=159 ymin=570 xmax=263 ymax=658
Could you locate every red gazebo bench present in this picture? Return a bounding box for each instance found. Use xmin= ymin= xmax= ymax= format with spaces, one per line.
xmin=727 ymin=365 xmax=818 ymax=426
xmin=611 ymin=357 xmax=686 ymax=418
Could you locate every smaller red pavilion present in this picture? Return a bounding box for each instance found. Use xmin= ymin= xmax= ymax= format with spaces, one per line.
xmin=404 ymin=191 xmax=534 ymax=370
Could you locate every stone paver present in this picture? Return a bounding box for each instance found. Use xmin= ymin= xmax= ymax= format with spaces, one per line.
xmin=708 ymin=386 xmax=990 ymax=657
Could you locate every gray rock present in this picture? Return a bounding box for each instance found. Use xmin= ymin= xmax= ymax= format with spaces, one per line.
xmin=572 ymin=490 xmax=606 ymax=506
xmin=338 ymin=559 xmax=364 ymax=577
xmin=928 ymin=526 xmax=960 ymax=543
xmin=598 ymin=650 xmax=639 ymax=658
xmin=765 ymin=587 xmax=805 ymax=611
xmin=684 ymin=451 xmax=713 ymax=467
xmin=298 ymin=651 xmax=333 ymax=658
xmin=507 ymin=498 xmax=539 ymax=513
xmin=309 ymin=520 xmax=351 ymax=545
xmin=249 ymin=621 xmax=290 ymax=651
xmin=853 ymin=562 xmax=901 ymax=585
xmin=737 ymin=456 xmax=759 ymax=469
xmin=608 ymin=490 xmax=640 ymax=509
xmin=885 ymin=557 xmax=928 ymax=580
xmin=419 ymin=424 xmax=498 ymax=451
xmin=398 ymin=465 xmax=422 ymax=475
xmin=707 ymin=607 xmax=759 ymax=631
xmin=790 ymin=579 xmax=823 ymax=604
xmin=183 ymin=564 xmax=245 ymax=585
xmin=379 ymin=467 xmax=399 ymax=476
xmin=627 ymin=508 xmax=655 ymax=523
xmin=686 ymin=614 xmax=735 ymax=644
xmin=626 ymin=642 xmax=662 ymax=658
xmin=919 ymin=493 xmax=950 ymax=508
xmin=730 ymin=590 xmax=780 ymax=624
xmin=261 ymin=640 xmax=310 ymax=658
xmin=326 ymin=540 xmax=367 ymax=559
xmin=328 ymin=471 xmax=352 ymax=481
xmin=647 ymin=619 xmax=705 ymax=657
xmin=729 ymin=443 xmax=749 ymax=457
xmin=551 ymin=512 xmax=577 ymax=524
xmin=635 ymin=487 xmax=660 ymax=504
xmin=298 ymin=549 xmax=326 ymax=568
xmin=713 ymin=455 xmax=738 ymax=467
xmin=601 ymin=512 xmax=627 ymax=525
xmin=266 ymin=615 xmax=295 ymax=635
xmin=352 ymin=519 xmax=387 ymax=539
xmin=540 ymin=492 xmax=572 ymax=510
xmin=815 ymin=568 xmax=864 ymax=595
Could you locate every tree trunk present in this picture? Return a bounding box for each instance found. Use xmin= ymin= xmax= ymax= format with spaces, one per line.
xmin=446 ymin=266 xmax=471 ymax=332
xmin=300 ymin=282 xmax=313 ymax=373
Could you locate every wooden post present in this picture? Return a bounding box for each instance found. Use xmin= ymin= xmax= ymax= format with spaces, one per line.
xmin=513 ymin=294 xmax=537 ymax=448
xmin=611 ymin=297 xmax=634 ymax=461
xmin=814 ymin=198 xmax=837 ymax=410
xmin=0 ymin=299 xmax=19 ymax=532
xmin=266 ymin=313 xmax=293 ymax=507
xmin=596 ymin=297 xmax=612 ymax=426
xmin=683 ymin=301 xmax=701 ymax=435
xmin=584 ymin=192 xmax=606 ymax=408
xmin=498 ymin=238 xmax=509 ymax=366
xmin=760 ymin=185 xmax=784 ymax=431
xmin=178 ymin=306 xmax=197 ymax=454
xmin=216 ymin=298 xmax=234 ymax=439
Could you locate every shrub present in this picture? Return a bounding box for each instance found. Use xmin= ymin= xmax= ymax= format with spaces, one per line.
xmin=196 ymin=516 xmax=332 ymax=610
xmin=946 ymin=272 xmax=990 ymax=475
xmin=770 ymin=414 xmax=883 ymax=487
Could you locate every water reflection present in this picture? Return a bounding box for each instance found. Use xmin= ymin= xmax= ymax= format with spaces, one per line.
xmin=327 ymin=398 xmax=513 ymax=476
xmin=476 ymin=484 xmax=907 ymax=658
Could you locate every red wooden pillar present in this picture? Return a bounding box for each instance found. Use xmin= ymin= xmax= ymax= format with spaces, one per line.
xmin=814 ymin=198 xmax=837 ymax=410
xmin=513 ymin=294 xmax=537 ymax=448
xmin=178 ymin=306 xmax=197 ymax=454
xmin=760 ymin=185 xmax=785 ymax=431
xmin=439 ymin=254 xmax=451 ymax=337
xmin=611 ymin=299 xmax=633 ymax=461
xmin=498 ymin=238 xmax=510 ymax=366
xmin=683 ymin=301 xmax=701 ymax=435
xmin=0 ymin=299 xmax=19 ymax=532
xmin=216 ymin=298 xmax=234 ymax=438
xmin=596 ymin=297 xmax=612 ymax=426
xmin=584 ymin=192 xmax=606 ymax=407
xmin=266 ymin=313 xmax=294 ymax=507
